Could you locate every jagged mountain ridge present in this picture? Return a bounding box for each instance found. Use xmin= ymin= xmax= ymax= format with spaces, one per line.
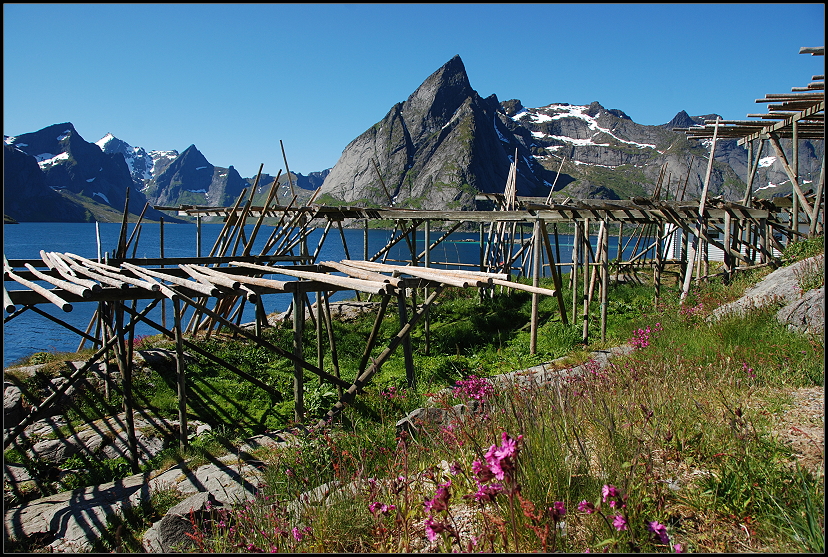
xmin=5 ymin=56 xmax=822 ymax=222
xmin=3 ymin=127 xmax=325 ymax=222
xmin=3 ymin=123 xmax=178 ymax=223
xmin=96 ymin=133 xmax=179 ymax=188
xmin=319 ymin=55 xmax=823 ymax=208
xmin=318 ymin=55 xmax=553 ymax=210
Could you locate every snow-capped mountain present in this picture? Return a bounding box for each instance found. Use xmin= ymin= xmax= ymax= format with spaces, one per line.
xmin=95 ymin=133 xmax=179 ymax=189
xmin=319 ymin=55 xmax=823 ymax=208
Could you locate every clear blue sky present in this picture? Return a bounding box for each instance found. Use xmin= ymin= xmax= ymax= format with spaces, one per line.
xmin=4 ymin=3 xmax=824 ymax=178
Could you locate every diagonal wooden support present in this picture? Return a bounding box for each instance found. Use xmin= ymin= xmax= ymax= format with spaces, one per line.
xmin=170 ymin=290 xmax=351 ymax=390
xmin=314 ymin=285 xmax=445 ymax=430
xmin=3 ymin=298 xmax=160 ymax=449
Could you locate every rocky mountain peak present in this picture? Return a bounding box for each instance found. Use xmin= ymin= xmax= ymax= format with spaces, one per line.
xmin=664 ymin=110 xmax=700 ymax=129
xmin=175 ymin=144 xmax=212 ymax=170
xmin=400 ymin=54 xmax=475 ymax=143
xmin=501 ymin=99 xmax=525 ymax=117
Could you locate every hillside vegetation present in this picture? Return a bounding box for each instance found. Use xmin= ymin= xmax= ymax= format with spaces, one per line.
xmin=4 ymin=237 xmax=824 ymax=553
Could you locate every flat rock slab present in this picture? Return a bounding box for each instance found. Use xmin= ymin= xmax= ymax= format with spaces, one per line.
xmin=4 ymin=473 xmax=149 ymax=553
xmin=4 ymin=456 xmax=265 ymax=553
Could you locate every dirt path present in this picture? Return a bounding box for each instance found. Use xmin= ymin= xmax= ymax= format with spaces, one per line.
xmin=772 ymin=386 xmax=824 ymax=477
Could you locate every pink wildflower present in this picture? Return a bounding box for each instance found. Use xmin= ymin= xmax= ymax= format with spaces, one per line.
xmin=673 ymin=543 xmax=683 ymax=553
xmin=483 ymin=432 xmax=522 ymax=480
xmin=601 ymin=484 xmax=620 ymax=502
xmin=467 ymin=482 xmax=502 ymax=503
xmin=424 ymin=481 xmax=451 ymax=513
xmin=647 ymin=520 xmax=670 ymax=544
xmin=550 ymin=501 xmax=566 ymax=520
xmin=424 ymin=516 xmax=447 ymax=542
xmin=612 ymin=514 xmax=628 ymax=531
xmin=577 ymin=500 xmax=596 ymax=514
xmin=292 ymin=526 xmax=303 ymax=542
xmin=453 ymin=375 xmax=494 ymax=401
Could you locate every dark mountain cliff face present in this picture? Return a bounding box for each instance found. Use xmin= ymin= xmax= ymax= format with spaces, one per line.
xmin=318 ymin=55 xmax=553 ymax=210
xmin=4 ymin=124 xmax=173 ymax=221
xmin=3 ymin=144 xmax=91 ymax=222
xmin=141 ymin=145 xmax=249 ymax=208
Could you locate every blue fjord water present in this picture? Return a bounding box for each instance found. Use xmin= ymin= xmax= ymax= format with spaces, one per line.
xmin=3 ymin=221 xmax=641 ymax=367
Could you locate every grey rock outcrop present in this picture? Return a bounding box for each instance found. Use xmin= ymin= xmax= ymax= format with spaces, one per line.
xmin=143 ymin=491 xmax=219 ymax=553
xmin=4 ymin=382 xmax=23 ymax=427
xmin=708 ymin=254 xmax=825 ymax=322
xmin=776 ymin=286 xmax=824 ymax=335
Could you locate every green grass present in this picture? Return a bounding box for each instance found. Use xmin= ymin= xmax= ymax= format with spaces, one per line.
xmin=5 ymin=237 xmax=824 ymax=552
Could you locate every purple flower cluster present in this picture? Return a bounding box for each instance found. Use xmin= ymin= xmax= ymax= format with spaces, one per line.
xmin=646 ymin=520 xmax=669 ymax=544
xmin=380 ymin=386 xmax=407 ymax=400
xmin=576 ymin=485 xmax=681 ymax=549
xmin=465 ymin=432 xmax=523 ymax=504
xmin=630 ymin=322 xmax=662 ymax=349
xmin=452 ymin=375 xmax=494 ymax=401
xmin=679 ymin=302 xmax=704 ymax=319
xmin=368 ymin=501 xmax=397 ymax=516
xmin=423 ymin=480 xmax=454 ymax=542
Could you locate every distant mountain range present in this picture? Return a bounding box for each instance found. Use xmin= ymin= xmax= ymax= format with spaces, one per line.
xmin=3 ymin=126 xmax=322 ymax=223
xmin=4 ymin=55 xmax=822 ymax=222
xmin=317 ymin=55 xmax=823 ymax=210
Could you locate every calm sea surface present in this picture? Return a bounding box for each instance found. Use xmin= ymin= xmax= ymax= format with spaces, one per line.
xmin=3 ymin=221 xmax=645 ymax=367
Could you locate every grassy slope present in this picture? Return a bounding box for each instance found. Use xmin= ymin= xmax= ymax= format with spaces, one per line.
xmin=4 ymin=238 xmax=824 ymax=552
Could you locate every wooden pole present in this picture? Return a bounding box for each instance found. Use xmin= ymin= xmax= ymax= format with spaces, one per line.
xmin=654 ymin=220 xmax=664 ymax=305
xmin=600 ymin=219 xmax=609 ymax=343
xmin=571 ymin=219 xmax=580 ymax=319
xmin=769 ymin=132 xmax=815 ymax=225
xmin=424 ymin=219 xmax=431 ymax=356
xmin=809 ymin=157 xmax=825 ymax=237
xmin=117 ymin=188 xmax=130 ymax=259
xmin=723 ymin=211 xmax=732 ymax=284
xmin=173 ymin=297 xmax=187 ymax=450
xmin=321 ymin=291 xmax=343 ymax=398
xmin=243 ymin=166 xmax=281 ymax=256
xmin=316 ymin=291 xmax=324 ymax=381
xmin=581 ymin=220 xmax=591 ymax=343
xmin=364 ymin=219 xmax=369 ymax=260
xmin=280 ymin=140 xmax=296 ymax=198
xmin=539 ymin=220 xmax=568 ymax=324
xmin=530 ymin=220 xmax=541 ymax=354
xmin=358 ymin=295 xmax=392 ymax=375
xmin=293 ymin=291 xmax=304 ymax=423
xmin=681 ymin=117 xmax=719 ymax=303
xmin=114 ymin=302 xmax=139 ymax=473
xmin=479 ymin=222 xmax=486 ymax=303
xmin=196 ymin=215 xmax=202 ymax=257
xmin=96 ymin=221 xmax=102 ymax=263
xmin=397 ymin=291 xmax=416 ymax=389
xmin=160 ymin=217 xmax=166 ymax=330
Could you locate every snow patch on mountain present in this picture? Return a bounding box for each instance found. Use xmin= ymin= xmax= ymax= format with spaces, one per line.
xmin=150 ymin=150 xmax=179 ymax=175
xmin=37 ymin=152 xmax=69 ymax=168
xmin=92 ymin=192 xmax=111 ymax=205
xmin=96 ymin=133 xmax=180 ymax=182
xmin=513 ymin=104 xmax=657 ymax=151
